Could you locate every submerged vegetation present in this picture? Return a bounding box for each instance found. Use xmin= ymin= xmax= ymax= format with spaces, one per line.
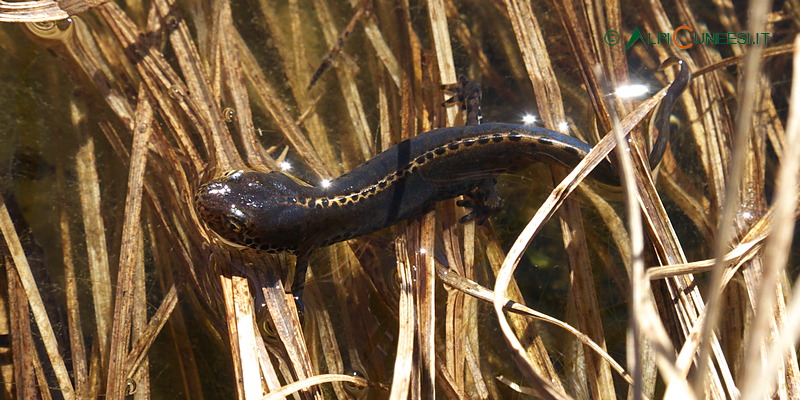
xmin=0 ymin=0 xmax=798 ymax=398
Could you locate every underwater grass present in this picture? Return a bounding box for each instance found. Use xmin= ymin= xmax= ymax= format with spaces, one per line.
xmin=0 ymin=0 xmax=798 ymax=398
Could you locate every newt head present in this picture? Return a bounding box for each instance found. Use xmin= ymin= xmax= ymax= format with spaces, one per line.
xmin=195 ymin=170 xmax=306 ymax=253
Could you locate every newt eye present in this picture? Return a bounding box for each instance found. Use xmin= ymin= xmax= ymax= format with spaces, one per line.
xmin=225 ymin=215 xmax=244 ymax=233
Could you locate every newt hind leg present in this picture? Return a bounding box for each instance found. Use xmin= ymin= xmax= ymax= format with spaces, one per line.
xmin=456 ymin=179 xmax=503 ymax=225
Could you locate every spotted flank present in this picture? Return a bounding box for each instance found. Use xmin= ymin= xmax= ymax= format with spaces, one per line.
xmin=294 ymin=130 xmax=559 ymax=210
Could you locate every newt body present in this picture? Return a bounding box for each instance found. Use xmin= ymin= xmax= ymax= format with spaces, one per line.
xmin=195 ymin=59 xmax=690 ymax=304
xmin=196 ymin=123 xmax=617 ymax=253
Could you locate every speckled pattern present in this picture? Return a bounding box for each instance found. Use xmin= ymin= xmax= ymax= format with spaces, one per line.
xmin=195 ymin=123 xmax=616 ymax=255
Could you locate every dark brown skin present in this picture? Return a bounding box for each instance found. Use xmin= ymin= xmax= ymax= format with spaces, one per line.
xmin=196 ymin=59 xmax=690 ymax=306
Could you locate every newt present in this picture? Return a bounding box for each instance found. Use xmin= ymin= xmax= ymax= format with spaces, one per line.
xmin=195 ymin=58 xmax=690 ymax=307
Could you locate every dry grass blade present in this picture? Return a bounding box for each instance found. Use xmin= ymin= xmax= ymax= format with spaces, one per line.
xmin=261 ymin=373 xmax=371 ymax=399
xmin=694 ymin=0 xmax=774 ymax=393
xmin=434 ymin=355 xmax=471 ymax=400
xmin=389 ymin=237 xmax=416 ymax=400
xmin=307 ymin=0 xmax=367 ymax=90
xmin=693 ymin=43 xmax=795 ymax=77
xmin=302 ymin=268 xmax=349 ymax=398
xmin=0 ymin=198 xmax=75 ymax=399
xmin=217 ymin=2 xmax=273 ymax=170
xmin=501 ymin=0 xmax=565 ymax=125
xmin=74 ymin=136 xmax=114 ymax=368
xmin=554 ymin=167 xmax=616 ymax=400
xmin=482 ymin=232 xmax=565 ymax=389
xmin=313 ymin=0 xmax=375 ymax=160
xmin=151 ymin=0 xmax=241 ymax=171
xmin=739 ymin=35 xmax=800 ymax=400
xmin=254 ymin=0 xmax=337 ymax=173
xmin=56 ymin=163 xmax=88 ymax=396
xmin=124 ymin=284 xmax=179 ymax=381
xmin=437 ymin=264 xmax=634 ymax=386
xmin=440 ymin=202 xmax=471 ymax=393
xmin=217 ymin=271 xmax=246 ymax=397
xmin=0 ymin=0 xmax=68 ymax=22
xmin=351 ymin=0 xmax=401 ymax=89
xmin=0 ymin=256 xmax=13 ymax=396
xmin=130 ymin=234 xmax=150 ymax=399
xmin=492 ymin=82 xmax=669 ymax=398
xmin=55 ymin=0 xmax=109 ymax=15
xmin=429 ymin=0 xmax=458 ymax=124
xmin=97 ymin=2 xmax=207 ymax=173
xmin=233 ymin=28 xmax=332 ymax=178
xmin=415 ymin=212 xmax=437 ymax=396
xmin=497 ymin=375 xmax=578 ymax=397
xmin=598 ymin=63 xmax=684 ymax=400
xmin=646 ymin=238 xmax=762 ymax=281
xmin=229 ymin=275 xmax=263 ymax=399
xmin=6 ymin=259 xmax=35 ymax=398
xmin=104 ymin=89 xmax=153 ymax=399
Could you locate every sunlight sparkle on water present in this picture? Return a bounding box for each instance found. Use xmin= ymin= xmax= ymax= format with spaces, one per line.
xmin=614 ymin=83 xmax=649 ymax=99
xmin=521 ymin=114 xmax=537 ymax=124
